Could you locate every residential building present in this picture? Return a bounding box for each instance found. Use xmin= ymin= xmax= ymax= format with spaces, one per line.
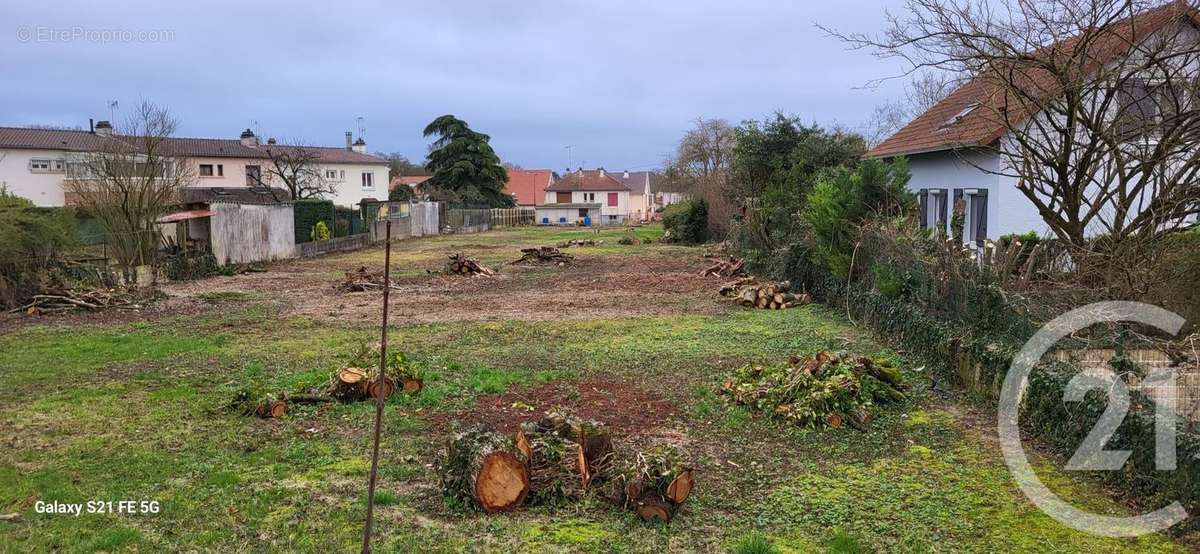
xmin=389 ymin=175 xmax=431 ymax=194
xmin=503 ymin=169 xmax=555 ymax=206
xmin=541 ymin=169 xmax=630 ymax=225
xmin=0 ymin=123 xmax=388 ymax=208
xmin=608 ymin=170 xmax=656 ymax=221
xmin=868 ymin=1 xmax=1200 ymax=245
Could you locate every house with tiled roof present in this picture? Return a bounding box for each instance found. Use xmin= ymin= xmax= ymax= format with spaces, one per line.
xmin=607 ymin=170 xmax=659 ymax=222
xmin=0 ymin=122 xmax=389 ymax=207
xmin=502 ymin=169 xmax=555 ymax=206
xmin=538 ymin=169 xmax=631 ymax=225
xmin=868 ymin=0 xmax=1200 ymax=244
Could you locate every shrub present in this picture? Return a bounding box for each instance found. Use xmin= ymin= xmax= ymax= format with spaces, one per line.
xmin=0 ymin=189 xmax=77 ymax=307
xmin=162 ymin=251 xmax=220 ymax=281
xmin=732 ymin=532 xmax=780 ymax=554
xmin=310 ymin=221 xmax=331 ymax=242
xmin=293 ymin=199 xmax=335 ymax=244
xmin=662 ymin=199 xmax=709 ymax=244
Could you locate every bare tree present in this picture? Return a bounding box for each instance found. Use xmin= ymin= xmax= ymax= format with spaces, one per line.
xmin=252 ymin=140 xmax=334 ymax=200
xmin=864 ymin=72 xmax=956 ymax=147
xmin=663 ymin=117 xmax=738 ymax=236
xmin=65 ymin=101 xmax=195 ymax=270
xmin=830 ymin=0 xmax=1200 ymax=294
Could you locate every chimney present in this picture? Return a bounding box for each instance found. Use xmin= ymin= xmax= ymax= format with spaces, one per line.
xmin=598 ymin=168 xmax=605 ymax=177
xmin=94 ymin=120 xmax=113 ymax=137
xmin=352 ymin=137 xmax=367 ymax=154
xmin=239 ymin=128 xmax=258 ymax=147
xmin=267 ymin=137 xmax=277 ymax=145
xmin=345 ymin=131 xmax=353 ymax=150
xmin=622 ymin=170 xmax=630 ymax=178
xmin=89 ymin=118 xmax=94 ymax=133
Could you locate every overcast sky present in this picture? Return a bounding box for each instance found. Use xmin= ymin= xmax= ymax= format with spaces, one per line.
xmin=2 ymin=1 xmax=911 ymax=171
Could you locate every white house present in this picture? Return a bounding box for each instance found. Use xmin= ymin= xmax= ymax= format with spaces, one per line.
xmin=868 ymin=1 xmax=1200 ymax=245
xmin=0 ymin=123 xmax=388 ymax=208
xmin=540 ymin=169 xmax=631 ymax=225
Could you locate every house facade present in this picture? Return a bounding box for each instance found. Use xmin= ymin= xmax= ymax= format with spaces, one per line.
xmin=608 ymin=170 xmax=657 ymax=221
xmin=0 ymin=124 xmax=388 ymax=208
xmin=868 ymin=2 xmax=1200 ymax=245
xmin=541 ymin=169 xmax=630 ymax=225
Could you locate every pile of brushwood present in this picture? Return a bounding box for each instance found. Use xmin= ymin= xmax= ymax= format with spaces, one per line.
xmin=337 ymin=266 xmax=397 ymax=292
xmin=699 ymin=256 xmax=746 ymax=278
xmin=513 ymin=246 xmax=573 ymax=266
xmin=720 ymin=351 xmax=908 ymax=430
xmin=231 ymin=350 xmax=424 ymax=419
xmin=438 ymin=411 xmax=694 ymax=522
xmin=718 ymin=279 xmax=811 ymax=310
xmin=9 ymin=286 xmax=150 ymax=315
xmin=443 ymin=253 xmax=495 ymax=276
xmin=557 ymin=239 xmax=603 ymax=248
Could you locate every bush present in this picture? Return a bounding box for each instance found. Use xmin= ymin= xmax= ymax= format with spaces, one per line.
xmin=162 ymin=251 xmax=220 ymax=281
xmin=0 ymin=189 xmax=77 ymax=307
xmin=293 ymin=199 xmax=335 ymax=244
xmin=662 ymin=199 xmax=709 ymax=244
xmin=310 ymin=221 xmax=331 ymax=242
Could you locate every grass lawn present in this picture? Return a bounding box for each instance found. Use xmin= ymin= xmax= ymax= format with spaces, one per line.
xmin=0 ymin=225 xmax=1188 ymax=553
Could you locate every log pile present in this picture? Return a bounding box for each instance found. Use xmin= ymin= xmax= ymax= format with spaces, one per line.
xmin=699 ymin=256 xmax=746 ymax=278
xmin=336 ymin=266 xmax=397 ymax=292
xmin=718 ymin=280 xmax=811 ymax=310
xmin=444 ymin=253 xmax=496 ymax=276
xmin=595 ymin=444 xmax=694 ymax=523
xmin=9 ymin=287 xmax=144 ymax=315
xmin=438 ymin=411 xmax=695 ymax=522
xmin=232 ymin=350 xmax=425 ymax=419
xmin=440 ymin=427 xmax=531 ymax=512
xmin=557 ymin=239 xmax=603 ymax=248
xmin=719 ymin=351 xmax=908 ymax=430
xmin=513 ymin=246 xmax=574 ymax=266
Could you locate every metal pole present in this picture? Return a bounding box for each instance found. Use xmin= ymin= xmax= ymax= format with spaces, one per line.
xmin=361 ymin=220 xmax=392 ymax=553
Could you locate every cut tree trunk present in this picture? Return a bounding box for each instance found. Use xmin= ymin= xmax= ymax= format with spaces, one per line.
xmin=439 ymin=428 xmax=531 ymax=513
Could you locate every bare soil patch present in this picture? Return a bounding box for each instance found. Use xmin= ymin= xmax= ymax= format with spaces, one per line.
xmin=429 ymin=377 xmax=681 ymax=436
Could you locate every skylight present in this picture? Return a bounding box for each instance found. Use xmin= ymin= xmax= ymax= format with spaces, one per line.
xmin=940 ymin=102 xmax=980 ymax=129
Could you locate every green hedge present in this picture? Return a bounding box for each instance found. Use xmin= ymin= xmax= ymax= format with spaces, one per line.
xmin=662 ymin=199 xmax=709 ymax=244
xmin=796 ymin=264 xmax=1200 ymax=527
xmin=294 ymin=200 xmax=335 ymax=244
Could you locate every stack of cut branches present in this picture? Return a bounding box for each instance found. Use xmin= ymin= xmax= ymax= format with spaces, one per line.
xmin=718 ymin=280 xmax=810 ymax=310
xmin=699 ymin=256 xmax=746 ymax=278
xmin=719 ymin=352 xmax=908 ymax=430
xmin=513 ymin=246 xmax=574 ymax=266
xmin=444 ymin=253 xmax=496 ymax=276
xmin=10 ymin=287 xmax=144 ymax=314
xmin=596 ymin=444 xmax=694 ymax=523
xmin=336 ymin=266 xmax=397 ymax=292
xmin=557 ymin=239 xmax=603 ymax=248
xmin=438 ymin=411 xmax=696 ymax=522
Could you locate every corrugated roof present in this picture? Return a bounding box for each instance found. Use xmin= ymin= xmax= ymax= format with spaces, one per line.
xmin=545 ymin=170 xmax=629 ymax=192
xmin=868 ymin=1 xmax=1200 ymax=158
xmin=0 ymin=126 xmax=388 ymax=165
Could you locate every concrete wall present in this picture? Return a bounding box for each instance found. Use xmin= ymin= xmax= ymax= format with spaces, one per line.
xmin=0 ymin=148 xmax=69 ymax=206
xmin=210 ymin=202 xmax=297 ymax=265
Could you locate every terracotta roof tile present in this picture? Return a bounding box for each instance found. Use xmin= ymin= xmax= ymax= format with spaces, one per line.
xmin=503 ymin=169 xmax=554 ymax=205
xmin=545 ymin=170 xmax=629 ymax=192
xmin=0 ymin=126 xmax=388 ymax=165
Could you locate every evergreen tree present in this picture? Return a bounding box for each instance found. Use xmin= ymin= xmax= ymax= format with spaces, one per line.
xmin=421 ymin=115 xmax=513 ymax=207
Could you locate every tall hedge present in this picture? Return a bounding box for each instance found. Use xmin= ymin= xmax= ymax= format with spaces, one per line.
xmin=662 ymin=199 xmax=709 ymax=244
xmin=293 ymin=200 xmax=335 ymax=244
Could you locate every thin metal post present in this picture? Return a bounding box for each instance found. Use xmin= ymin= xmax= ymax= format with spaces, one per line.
xmin=361 ymin=220 xmax=392 ymax=553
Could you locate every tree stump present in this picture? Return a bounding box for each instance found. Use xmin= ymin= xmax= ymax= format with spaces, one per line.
xmin=439 ymin=428 xmax=531 ymax=512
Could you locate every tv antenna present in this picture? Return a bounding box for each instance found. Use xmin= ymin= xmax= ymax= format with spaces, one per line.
xmin=107 ymin=100 xmax=119 ymax=122
xmin=356 ymin=116 xmax=365 ymax=141
xmin=564 ymin=145 xmax=574 ymax=170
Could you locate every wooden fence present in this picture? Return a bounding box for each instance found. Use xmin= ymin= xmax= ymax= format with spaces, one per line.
xmin=490 ymin=207 xmax=536 ymax=227
xmin=210 ymin=202 xmax=297 ymax=265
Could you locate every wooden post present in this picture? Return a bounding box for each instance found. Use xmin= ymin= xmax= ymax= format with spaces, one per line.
xmin=361 ymin=220 xmax=392 ymax=553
